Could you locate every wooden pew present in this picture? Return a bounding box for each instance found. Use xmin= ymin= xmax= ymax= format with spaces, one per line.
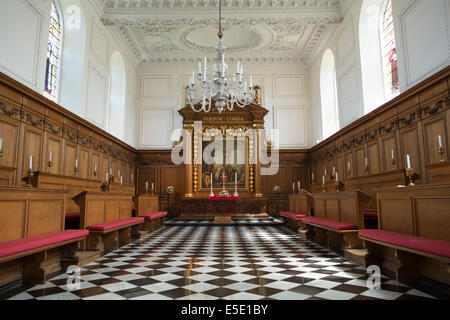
xmin=72 ymin=191 xmax=143 ymax=255
xmin=30 ymin=172 xmax=102 ymax=226
xmin=282 ymin=192 xmax=313 ymax=232
xmin=358 ymin=184 xmax=450 ymax=289
xmin=0 ymin=187 xmax=88 ymax=288
xmin=134 ymin=194 xmax=166 ymax=232
xmin=302 ymin=191 xmax=372 ymax=254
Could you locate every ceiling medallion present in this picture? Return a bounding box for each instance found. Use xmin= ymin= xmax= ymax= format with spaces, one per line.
xmin=186 ymin=0 xmax=255 ymax=114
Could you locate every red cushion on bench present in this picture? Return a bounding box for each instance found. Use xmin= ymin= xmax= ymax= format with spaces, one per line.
xmin=141 ymin=211 xmax=167 ymax=220
xmin=0 ymin=230 xmax=88 ymax=259
xmin=280 ymin=212 xmax=307 ymax=219
xmin=87 ymin=217 xmax=144 ymax=232
xmin=363 ymin=211 xmax=378 ymax=219
xmin=301 ymin=217 xmax=358 ymax=231
xmin=359 ymin=229 xmax=450 ymax=259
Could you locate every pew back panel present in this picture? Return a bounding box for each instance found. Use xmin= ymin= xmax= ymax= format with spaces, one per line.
xmin=72 ymin=191 xmax=134 ymax=230
xmin=376 ymin=184 xmax=450 ymax=242
xmin=312 ymin=191 xmax=372 ymax=229
xmin=0 ymin=187 xmax=67 ymax=242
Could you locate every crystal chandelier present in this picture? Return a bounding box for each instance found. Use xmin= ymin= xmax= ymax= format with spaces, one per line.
xmin=187 ymin=0 xmax=256 ymax=114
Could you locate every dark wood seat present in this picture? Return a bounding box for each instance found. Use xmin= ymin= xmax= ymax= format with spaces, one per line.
xmin=73 ymin=191 xmax=142 ymax=255
xmin=301 ymin=191 xmax=372 ymax=254
xmin=140 ymin=211 xmax=167 ymax=232
xmin=357 ymin=184 xmax=450 ymax=288
xmin=0 ymin=187 xmax=88 ymax=288
xmin=0 ymin=230 xmax=88 ymax=284
xmin=86 ymin=217 xmax=144 ymax=254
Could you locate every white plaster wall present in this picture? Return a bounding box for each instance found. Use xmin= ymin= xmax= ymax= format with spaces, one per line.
xmin=309 ymin=0 xmax=450 ymax=146
xmin=138 ymin=63 xmax=311 ymax=150
xmin=0 ymin=0 xmax=140 ymax=148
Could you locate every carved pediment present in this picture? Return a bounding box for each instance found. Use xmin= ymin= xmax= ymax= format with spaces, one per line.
xmin=179 ymin=100 xmax=268 ymax=128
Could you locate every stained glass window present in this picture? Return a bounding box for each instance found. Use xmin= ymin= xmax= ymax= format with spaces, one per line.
xmin=381 ymin=0 xmax=399 ymax=98
xmin=44 ymin=2 xmax=62 ymax=101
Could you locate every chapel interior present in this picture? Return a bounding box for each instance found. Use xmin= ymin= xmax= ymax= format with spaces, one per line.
xmin=0 ymin=0 xmax=449 ymax=301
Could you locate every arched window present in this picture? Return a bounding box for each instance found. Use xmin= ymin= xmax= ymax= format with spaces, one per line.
xmin=108 ymin=51 xmax=126 ymax=140
xmin=44 ymin=1 xmax=63 ymax=102
xmin=380 ymin=0 xmax=399 ymax=98
xmin=320 ymin=49 xmax=339 ymax=140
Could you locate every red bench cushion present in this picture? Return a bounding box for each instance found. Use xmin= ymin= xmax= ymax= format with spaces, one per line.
xmin=0 ymin=230 xmax=88 ymax=259
xmin=301 ymin=217 xmax=358 ymax=231
xmin=363 ymin=211 xmax=378 ymax=219
xmin=87 ymin=217 xmax=144 ymax=232
xmin=141 ymin=211 xmax=167 ymax=220
xmin=280 ymin=212 xmax=307 ymax=220
xmin=359 ymin=229 xmax=450 ymax=259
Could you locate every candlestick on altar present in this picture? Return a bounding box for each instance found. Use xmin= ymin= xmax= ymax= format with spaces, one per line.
xmin=210 ymin=173 xmax=214 ymax=197
xmin=151 ymin=182 xmax=155 ymax=195
xmin=145 ymin=181 xmax=149 ymax=194
xmin=292 ymin=182 xmax=295 ymax=195
xmin=297 ymin=181 xmax=301 ymax=194
xmin=234 ymin=172 xmax=239 ymax=197
xmin=406 ymin=154 xmax=411 ymax=169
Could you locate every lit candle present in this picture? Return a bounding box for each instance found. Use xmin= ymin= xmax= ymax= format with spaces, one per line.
xmin=49 ymin=152 xmax=53 ymax=162
xmin=293 ymin=182 xmax=295 ymax=192
xmin=120 ymin=176 xmax=123 ymax=184
xmin=322 ymin=176 xmax=325 ymax=184
xmin=332 ymin=167 xmax=336 ymax=174
xmin=118 ymin=170 xmax=120 ymax=177
xmin=406 ymin=154 xmax=411 ymax=169
xmin=391 ymin=149 xmax=395 ymax=160
xmin=191 ymin=71 xmax=195 ymax=84
xmin=244 ymin=82 xmax=247 ymax=94
xmin=312 ymin=173 xmax=315 ymax=181
xmin=110 ymin=168 xmax=112 ymax=175
xmin=198 ymin=61 xmax=202 ymax=74
xmin=324 ymin=169 xmax=327 ymax=176
xmin=106 ymin=173 xmax=109 ymax=182
xmin=145 ymin=181 xmax=149 ymax=192
xmin=29 ymin=156 xmax=33 ymax=170
xmin=250 ymin=74 xmax=253 ymax=88
xmin=237 ymin=60 xmax=240 ymax=74
xmin=298 ymin=181 xmax=301 ymax=191
xmin=204 ymin=57 xmax=207 ymax=73
xmin=336 ymin=172 xmax=339 ymax=181
xmin=438 ymin=135 xmax=443 ymax=148
xmin=347 ymin=162 xmax=351 ymax=171
xmin=365 ymin=157 xmax=368 ymax=166
xmin=94 ymin=164 xmax=97 ymax=172
xmin=152 ymin=182 xmax=155 ymax=193
xmin=75 ymin=159 xmax=78 ymax=168
xmin=131 ymin=174 xmax=133 ymax=182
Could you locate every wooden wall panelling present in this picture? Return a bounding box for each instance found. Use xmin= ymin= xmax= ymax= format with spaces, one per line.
xmin=0 ymin=97 xmax=21 ymax=186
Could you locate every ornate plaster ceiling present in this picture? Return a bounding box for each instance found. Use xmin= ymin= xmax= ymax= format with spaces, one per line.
xmin=94 ymin=0 xmax=344 ymax=65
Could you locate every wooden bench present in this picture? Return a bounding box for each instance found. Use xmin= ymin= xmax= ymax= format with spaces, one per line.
xmin=283 ymin=192 xmax=313 ymax=232
xmin=358 ymin=184 xmax=450 ymax=289
xmin=30 ymin=172 xmax=102 ymax=226
xmin=0 ymin=187 xmax=88 ymax=288
xmin=140 ymin=211 xmax=168 ymax=232
xmin=73 ymin=191 xmax=144 ymax=255
xmin=301 ymin=191 xmax=372 ymax=254
xmin=134 ymin=194 xmax=159 ymax=217
xmin=86 ymin=217 xmax=144 ymax=253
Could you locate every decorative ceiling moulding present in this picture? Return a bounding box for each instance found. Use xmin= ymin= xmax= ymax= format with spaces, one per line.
xmin=97 ymin=0 xmax=343 ymax=65
xmin=99 ymin=0 xmax=342 ymax=11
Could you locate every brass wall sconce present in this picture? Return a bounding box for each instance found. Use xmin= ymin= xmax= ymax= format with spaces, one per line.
xmin=26 ymin=169 xmax=34 ymax=188
xmin=406 ymin=168 xmax=416 ymax=186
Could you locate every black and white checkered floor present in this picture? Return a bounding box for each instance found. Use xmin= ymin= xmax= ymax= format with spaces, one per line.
xmin=0 ymin=226 xmax=444 ymax=300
